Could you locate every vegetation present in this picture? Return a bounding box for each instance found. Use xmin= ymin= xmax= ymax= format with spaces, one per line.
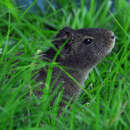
xmin=0 ymin=0 xmax=129 ymax=129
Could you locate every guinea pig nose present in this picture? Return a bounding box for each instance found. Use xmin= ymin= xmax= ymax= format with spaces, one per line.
xmin=111 ymin=35 xmax=115 ymax=39
xmin=107 ymin=31 xmax=115 ymax=40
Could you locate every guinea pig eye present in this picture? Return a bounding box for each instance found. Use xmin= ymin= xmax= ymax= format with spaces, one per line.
xmin=83 ymin=38 xmax=93 ymax=45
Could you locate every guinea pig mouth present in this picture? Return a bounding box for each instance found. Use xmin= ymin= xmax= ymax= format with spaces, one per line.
xmin=107 ymin=38 xmax=115 ymax=54
xmin=106 ymin=31 xmax=115 ymax=54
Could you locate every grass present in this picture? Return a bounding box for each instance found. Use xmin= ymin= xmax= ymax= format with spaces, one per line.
xmin=0 ymin=0 xmax=130 ymax=129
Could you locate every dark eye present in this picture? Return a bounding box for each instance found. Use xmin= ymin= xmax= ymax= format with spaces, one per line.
xmin=83 ymin=38 xmax=93 ymax=45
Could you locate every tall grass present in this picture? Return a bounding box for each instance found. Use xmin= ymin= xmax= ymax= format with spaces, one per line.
xmin=0 ymin=0 xmax=130 ymax=129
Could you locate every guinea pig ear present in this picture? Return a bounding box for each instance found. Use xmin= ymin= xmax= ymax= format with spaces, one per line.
xmin=56 ymin=27 xmax=73 ymax=39
xmin=54 ymin=27 xmax=73 ymax=48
